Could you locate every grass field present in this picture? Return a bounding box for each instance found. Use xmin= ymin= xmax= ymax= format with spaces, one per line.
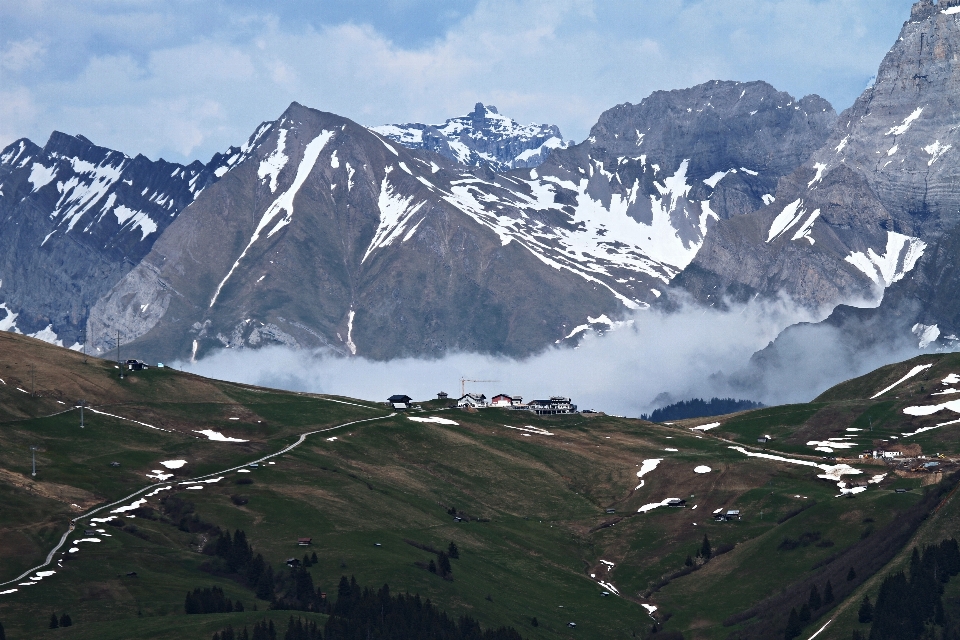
xmin=3 ymin=333 xmax=960 ymax=639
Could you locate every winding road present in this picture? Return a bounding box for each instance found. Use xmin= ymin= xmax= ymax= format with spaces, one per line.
xmin=0 ymin=405 xmax=394 ymax=589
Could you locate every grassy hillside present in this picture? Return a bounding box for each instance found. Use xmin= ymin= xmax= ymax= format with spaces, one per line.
xmin=2 ymin=333 xmax=960 ymax=639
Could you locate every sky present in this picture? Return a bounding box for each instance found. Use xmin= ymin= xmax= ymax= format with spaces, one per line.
xmin=1 ymin=0 xmax=916 ymax=165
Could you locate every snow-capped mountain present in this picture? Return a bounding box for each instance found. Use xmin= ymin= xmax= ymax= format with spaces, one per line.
xmin=85 ymin=83 xmax=834 ymax=362
xmin=676 ymin=0 xmax=960 ymax=312
xmin=372 ymin=103 xmax=569 ymax=171
xmin=0 ymin=127 xmax=270 ymax=347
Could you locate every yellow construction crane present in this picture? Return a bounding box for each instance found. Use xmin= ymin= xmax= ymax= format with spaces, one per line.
xmin=460 ymin=378 xmax=498 ymax=397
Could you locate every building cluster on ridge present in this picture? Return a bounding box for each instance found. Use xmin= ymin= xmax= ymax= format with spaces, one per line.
xmin=386 ymin=393 xmax=578 ymax=415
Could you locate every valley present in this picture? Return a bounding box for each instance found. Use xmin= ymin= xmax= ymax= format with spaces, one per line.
xmin=3 ymin=332 xmax=960 ymax=639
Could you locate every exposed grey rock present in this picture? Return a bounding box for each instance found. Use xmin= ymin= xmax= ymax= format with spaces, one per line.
xmin=677 ymin=2 xmax=960 ymax=310
xmin=0 ymin=131 xmax=243 ymax=347
xmin=88 ymin=85 xmax=835 ymax=363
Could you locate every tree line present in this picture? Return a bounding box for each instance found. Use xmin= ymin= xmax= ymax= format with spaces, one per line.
xmin=196 ymin=529 xmax=521 ymax=639
xmin=640 ymin=397 xmax=763 ymax=422
xmin=851 ymin=538 xmax=960 ymax=640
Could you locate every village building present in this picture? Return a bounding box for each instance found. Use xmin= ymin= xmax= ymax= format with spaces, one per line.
xmin=457 ymin=393 xmax=487 ymax=408
xmin=387 ymin=394 xmax=412 ymax=409
xmin=437 ymin=391 xmax=448 ymax=400
xmin=527 ymin=396 xmax=577 ymax=415
xmin=491 ymin=394 xmax=523 ymax=408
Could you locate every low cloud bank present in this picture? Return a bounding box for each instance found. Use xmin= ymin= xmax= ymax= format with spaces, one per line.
xmin=180 ymin=295 xmax=928 ymax=417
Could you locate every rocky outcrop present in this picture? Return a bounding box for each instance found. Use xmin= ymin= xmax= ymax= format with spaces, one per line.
xmin=676 ymin=2 xmax=960 ymax=309
xmin=0 ymin=131 xmax=246 ymax=346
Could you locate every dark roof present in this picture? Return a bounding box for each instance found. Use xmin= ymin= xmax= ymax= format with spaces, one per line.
xmin=388 ymin=395 xmax=412 ymax=403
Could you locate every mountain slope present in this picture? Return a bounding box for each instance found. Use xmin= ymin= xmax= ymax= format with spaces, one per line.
xmin=372 ymin=102 xmax=568 ymax=171
xmin=0 ymin=129 xmax=264 ymax=348
xmin=675 ymin=1 xmax=960 ymax=310
xmin=88 ymin=84 xmax=834 ymax=362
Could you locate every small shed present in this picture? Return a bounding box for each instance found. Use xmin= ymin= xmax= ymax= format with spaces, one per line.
xmin=286 ymin=558 xmax=301 ymax=567
xmin=388 ymin=394 xmax=412 ymax=409
xmin=714 ymin=509 xmax=741 ymax=522
xmin=298 ymin=537 xmax=312 ymax=546
xmin=437 ymin=391 xmax=448 ymax=400
xmin=666 ymin=499 xmax=686 ymax=508
xmin=109 ymin=461 xmax=121 ymax=467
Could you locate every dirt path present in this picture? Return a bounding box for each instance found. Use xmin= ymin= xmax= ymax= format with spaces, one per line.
xmin=0 ymin=409 xmax=394 ymax=589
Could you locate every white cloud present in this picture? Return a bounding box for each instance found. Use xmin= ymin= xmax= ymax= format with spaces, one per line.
xmin=1 ymin=37 xmax=46 ymax=72
xmin=181 ymin=294 xmax=833 ymax=416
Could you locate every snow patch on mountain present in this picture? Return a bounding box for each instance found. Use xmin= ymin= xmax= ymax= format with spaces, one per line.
xmin=210 ymin=130 xmax=335 ymax=308
xmin=886 ymin=107 xmax=924 ymax=137
xmin=28 ymin=163 xmax=56 ymax=191
xmin=362 ymin=173 xmax=428 ymax=263
xmin=258 ymin=128 xmax=288 ymax=193
xmin=844 ymin=231 xmax=926 ymax=288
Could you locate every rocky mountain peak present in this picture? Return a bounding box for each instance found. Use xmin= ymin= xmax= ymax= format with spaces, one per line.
xmin=675 ymin=1 xmax=960 ymax=312
xmin=371 ymin=104 xmax=568 ymax=171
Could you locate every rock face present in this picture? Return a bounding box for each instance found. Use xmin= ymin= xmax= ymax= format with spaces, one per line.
xmin=372 ymin=103 xmax=569 ymax=171
xmin=0 ymin=131 xmax=252 ymax=346
xmin=85 ymin=84 xmax=834 ymax=363
xmin=676 ymin=1 xmax=960 ymax=310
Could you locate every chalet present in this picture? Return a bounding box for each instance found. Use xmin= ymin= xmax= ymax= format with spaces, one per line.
xmin=298 ymin=537 xmax=312 ymax=546
xmin=109 ymin=461 xmax=121 ymax=467
xmin=457 ymin=393 xmax=487 ymax=408
xmin=605 ymin=508 xmax=616 ymax=514
xmin=491 ymin=394 xmax=522 ymax=408
xmin=666 ymin=499 xmax=686 ymax=508
xmin=527 ymin=397 xmax=577 ymax=415
xmin=286 ymin=558 xmax=301 ymax=567
xmin=714 ymin=509 xmax=741 ymax=522
xmin=437 ymin=391 xmax=448 ymax=400
xmin=388 ymin=394 xmax=413 ymax=409
xmin=126 ymin=359 xmax=148 ymax=371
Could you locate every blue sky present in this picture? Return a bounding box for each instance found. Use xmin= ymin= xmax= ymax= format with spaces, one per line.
xmin=1 ymin=0 xmax=914 ymax=164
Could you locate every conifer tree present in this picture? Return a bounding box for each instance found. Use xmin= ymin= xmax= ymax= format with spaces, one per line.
xmin=310 ymin=552 xmax=318 ymax=564
xmin=59 ymin=613 xmax=72 ymax=627
xmin=429 ymin=559 xmax=437 ymax=574
xmin=847 ymin=567 xmax=856 ymax=581
xmin=824 ymin=580 xmax=834 ymax=605
xmin=799 ymin=603 xmax=811 ymax=623
xmin=49 ymin=613 xmax=59 ymax=629
xmin=858 ymin=595 xmax=873 ymax=623
xmin=784 ymin=608 xmax=801 ymax=640
xmin=0 ymin=620 xmax=6 ymax=640
xmin=808 ymin=585 xmax=821 ymax=610
xmin=700 ymin=534 xmax=712 ymax=559
xmin=448 ymin=541 xmax=459 ymax=559
xmin=438 ymin=551 xmax=452 ymax=576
